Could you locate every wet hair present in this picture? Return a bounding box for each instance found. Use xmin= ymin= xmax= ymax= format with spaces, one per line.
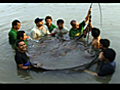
xmin=17 ymin=31 xmax=25 ymax=40
xmin=70 ymin=20 xmax=76 ymax=26
xmin=12 ymin=20 xmax=20 ymax=28
xmin=16 ymin=39 xmax=24 ymax=47
xmin=45 ymin=16 xmax=52 ymax=21
xmin=103 ymin=48 xmax=116 ymax=62
xmin=57 ymin=19 xmax=64 ymax=24
xmin=91 ymin=27 xmax=100 ymax=38
xmin=100 ymin=39 xmax=110 ymax=48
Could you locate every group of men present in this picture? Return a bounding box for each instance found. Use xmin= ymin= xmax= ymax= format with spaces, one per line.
xmin=8 ymin=7 xmax=116 ymax=77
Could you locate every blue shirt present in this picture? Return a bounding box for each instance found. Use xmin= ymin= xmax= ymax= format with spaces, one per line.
xmin=97 ymin=60 xmax=116 ymax=77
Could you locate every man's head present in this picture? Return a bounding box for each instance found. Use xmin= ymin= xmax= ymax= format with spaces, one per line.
xmin=70 ymin=20 xmax=79 ymax=30
xmin=45 ymin=16 xmax=52 ymax=27
xmin=16 ymin=39 xmax=27 ymax=52
xmin=17 ymin=31 xmax=28 ymax=40
xmin=57 ymin=19 xmax=64 ymax=30
xmin=103 ymin=48 xmax=116 ymax=62
xmin=35 ymin=18 xmax=43 ymax=27
xmin=99 ymin=39 xmax=110 ymax=49
xmin=12 ymin=20 xmax=21 ymax=30
xmin=91 ymin=27 xmax=100 ymax=38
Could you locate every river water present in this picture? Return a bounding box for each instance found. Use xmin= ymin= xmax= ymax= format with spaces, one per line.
xmin=0 ymin=3 xmax=120 ymax=83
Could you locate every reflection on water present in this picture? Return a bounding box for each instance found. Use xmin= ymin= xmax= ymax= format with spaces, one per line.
xmin=17 ymin=69 xmax=33 ymax=80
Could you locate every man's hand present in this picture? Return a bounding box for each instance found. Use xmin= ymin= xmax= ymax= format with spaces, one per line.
xmin=26 ymin=36 xmax=30 ymax=39
xmin=47 ymin=34 xmax=51 ymax=37
xmin=93 ymin=73 xmax=98 ymax=77
xmin=88 ymin=7 xmax=92 ymax=15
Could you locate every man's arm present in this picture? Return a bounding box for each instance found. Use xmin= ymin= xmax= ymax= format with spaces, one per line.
xmin=84 ymin=8 xmax=92 ymax=24
xmin=9 ymin=32 xmax=17 ymax=45
xmin=31 ymin=30 xmax=39 ymax=40
xmin=47 ymin=30 xmax=51 ymax=37
xmin=44 ymin=26 xmax=51 ymax=37
xmin=18 ymin=64 xmax=31 ymax=69
xmin=83 ymin=70 xmax=98 ymax=77
xmin=69 ymin=29 xmax=75 ymax=37
xmin=15 ymin=52 xmax=31 ymax=70
xmin=51 ymin=28 xmax=56 ymax=36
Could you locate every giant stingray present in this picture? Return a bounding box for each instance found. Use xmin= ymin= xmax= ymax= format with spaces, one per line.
xmin=27 ymin=36 xmax=98 ymax=71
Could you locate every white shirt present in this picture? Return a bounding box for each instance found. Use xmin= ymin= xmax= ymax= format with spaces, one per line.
xmin=30 ymin=25 xmax=50 ymax=39
xmin=51 ymin=27 xmax=70 ymax=40
xmin=51 ymin=27 xmax=69 ymax=35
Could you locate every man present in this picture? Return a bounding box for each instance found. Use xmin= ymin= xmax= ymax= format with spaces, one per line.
xmin=98 ymin=39 xmax=110 ymax=63
xmin=8 ymin=20 xmax=21 ymax=47
xmin=45 ymin=15 xmax=57 ymax=33
xmin=99 ymin=39 xmax=110 ymax=51
xmin=69 ymin=8 xmax=92 ymax=38
xmin=93 ymin=48 xmax=116 ymax=77
xmin=51 ymin=19 xmax=69 ymax=39
xmin=91 ymin=27 xmax=101 ymax=49
xmin=30 ymin=17 xmax=51 ymax=40
xmin=15 ymin=39 xmax=31 ymax=69
xmin=14 ymin=31 xmax=29 ymax=51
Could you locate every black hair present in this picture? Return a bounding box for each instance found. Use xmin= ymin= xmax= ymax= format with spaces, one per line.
xmin=57 ymin=19 xmax=64 ymax=25
xmin=100 ymin=39 xmax=110 ymax=48
xmin=91 ymin=27 xmax=100 ymax=38
xmin=45 ymin=16 xmax=52 ymax=21
xmin=70 ymin=20 xmax=76 ymax=26
xmin=17 ymin=31 xmax=25 ymax=40
xmin=34 ymin=18 xmax=43 ymax=24
xmin=12 ymin=20 xmax=20 ymax=28
xmin=103 ymin=48 xmax=116 ymax=62
xmin=16 ymin=39 xmax=24 ymax=47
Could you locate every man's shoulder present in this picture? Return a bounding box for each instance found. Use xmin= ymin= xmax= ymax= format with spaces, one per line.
xmin=32 ymin=26 xmax=37 ymax=30
xmin=9 ymin=29 xmax=17 ymax=35
xmin=51 ymin=23 xmax=57 ymax=28
xmin=15 ymin=51 xmax=22 ymax=55
xmin=69 ymin=28 xmax=75 ymax=32
xmin=31 ymin=26 xmax=39 ymax=33
xmin=15 ymin=51 xmax=22 ymax=59
xmin=79 ymin=20 xmax=85 ymax=25
xmin=43 ymin=25 xmax=48 ymax=29
xmin=102 ymin=62 xmax=115 ymax=70
xmin=63 ymin=27 xmax=69 ymax=31
xmin=53 ymin=27 xmax=59 ymax=30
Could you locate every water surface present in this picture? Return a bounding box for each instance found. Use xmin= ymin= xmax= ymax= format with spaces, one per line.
xmin=0 ymin=3 xmax=120 ymax=83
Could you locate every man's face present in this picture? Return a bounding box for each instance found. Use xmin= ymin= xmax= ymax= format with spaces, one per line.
xmin=23 ymin=33 xmax=28 ymax=40
xmin=99 ymin=43 xmax=104 ymax=49
xmin=37 ymin=21 xmax=43 ymax=27
xmin=17 ymin=41 xmax=27 ymax=52
xmin=57 ymin=23 xmax=64 ymax=30
xmin=72 ymin=21 xmax=79 ymax=29
xmin=14 ymin=22 xmax=21 ymax=30
xmin=45 ymin=19 xmax=52 ymax=27
xmin=75 ymin=21 xmax=79 ymax=29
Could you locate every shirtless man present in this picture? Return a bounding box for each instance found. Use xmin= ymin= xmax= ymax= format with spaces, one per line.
xmin=91 ymin=27 xmax=101 ymax=49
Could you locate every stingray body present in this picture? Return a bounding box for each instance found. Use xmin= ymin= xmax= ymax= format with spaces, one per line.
xmin=27 ymin=37 xmax=98 ymax=71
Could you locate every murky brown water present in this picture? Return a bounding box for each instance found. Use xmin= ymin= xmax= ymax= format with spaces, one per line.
xmin=0 ymin=3 xmax=120 ymax=83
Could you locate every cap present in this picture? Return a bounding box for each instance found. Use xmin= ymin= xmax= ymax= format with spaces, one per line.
xmin=34 ymin=17 xmax=44 ymax=23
